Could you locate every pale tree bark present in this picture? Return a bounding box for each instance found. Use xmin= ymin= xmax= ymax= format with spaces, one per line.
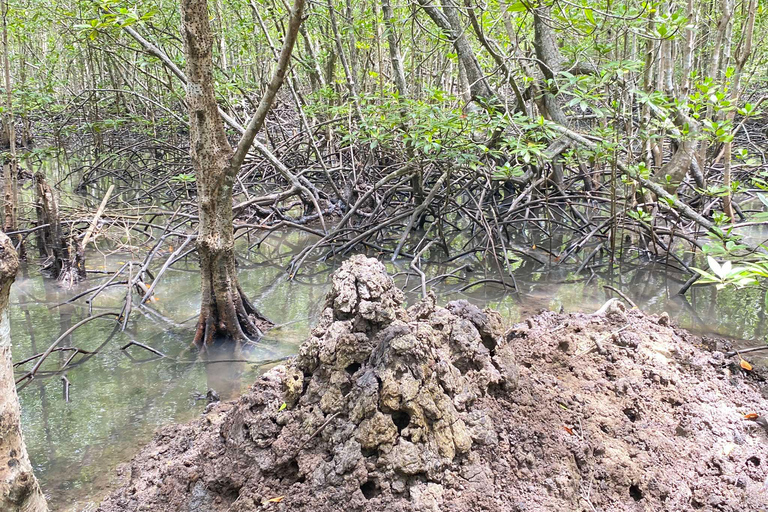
xmin=722 ymin=0 xmax=756 ymax=221
xmin=659 ymin=4 xmax=674 ymax=98
xmin=0 ymin=231 xmax=48 ymax=512
xmin=380 ymin=0 xmax=423 ymax=208
xmin=698 ymin=0 xmax=735 ymax=168
xmin=639 ymin=3 xmax=704 ymax=195
xmin=644 ymin=21 xmax=703 ymax=193
xmin=456 ymin=59 xmax=472 ymax=103
xmin=2 ymin=0 xmax=18 ymax=246
xmin=181 ymin=0 xmax=305 ymax=346
xmin=299 ymin=22 xmax=326 ymax=94
xmin=327 ymin=0 xmax=363 ymax=119
xmin=641 ymin=12 xmax=662 ymax=169
xmin=531 ymin=4 xmax=571 ymax=188
xmin=416 ymin=0 xmax=496 ymax=102
xmin=345 ymin=0 xmax=358 ymax=85
xmin=213 ymin=0 xmax=228 ymax=72
xmin=532 ymin=5 xmax=568 ymax=126
xmin=372 ymin=1 xmax=384 ymax=96
xmin=680 ymin=0 xmax=696 ymax=98
xmin=381 ymin=0 xmax=407 ymax=98
xmin=463 ymin=0 xmax=526 ymax=113
xmin=653 ymin=109 xmax=701 ymax=194
xmin=709 ymin=0 xmax=734 ymax=82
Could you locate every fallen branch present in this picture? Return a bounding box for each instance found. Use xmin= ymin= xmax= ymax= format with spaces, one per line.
xmin=15 ymin=312 xmax=120 ymax=384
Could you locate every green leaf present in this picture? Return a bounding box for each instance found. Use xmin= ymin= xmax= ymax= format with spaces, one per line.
xmin=584 ymin=8 xmax=596 ymax=25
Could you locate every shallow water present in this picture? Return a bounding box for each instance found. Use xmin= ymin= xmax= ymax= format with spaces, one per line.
xmin=11 ymin=228 xmax=768 ymax=511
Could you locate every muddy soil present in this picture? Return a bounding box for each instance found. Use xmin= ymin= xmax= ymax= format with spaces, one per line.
xmin=98 ymin=256 xmax=768 ymax=511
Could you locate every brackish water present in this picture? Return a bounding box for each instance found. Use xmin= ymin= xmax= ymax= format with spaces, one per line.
xmin=11 ymin=228 xmax=768 ymax=511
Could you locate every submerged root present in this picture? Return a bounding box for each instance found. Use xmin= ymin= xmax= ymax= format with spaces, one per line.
xmin=35 ymin=171 xmax=87 ymax=287
xmin=55 ymin=253 xmax=86 ymax=288
xmin=193 ymin=286 xmax=272 ymax=347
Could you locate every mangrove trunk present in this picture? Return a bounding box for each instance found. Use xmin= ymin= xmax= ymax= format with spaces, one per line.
xmin=0 ymin=231 xmax=47 ymax=512
xmin=181 ymin=0 xmax=304 ymax=345
xmin=182 ymin=0 xmax=267 ymax=345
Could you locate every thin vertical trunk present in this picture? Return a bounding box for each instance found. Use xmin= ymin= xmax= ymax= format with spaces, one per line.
xmin=531 ymin=4 xmax=571 ymax=189
xmin=659 ymin=3 xmax=674 ymax=97
xmin=300 ymin=23 xmax=326 ymax=93
xmin=417 ymin=0 xmax=496 ymax=103
xmin=214 ymin=0 xmax=229 ymax=72
xmin=372 ymin=1 xmax=384 ymax=97
xmin=0 ymin=231 xmax=48 ymax=512
xmin=84 ymin=45 xmax=103 ymax=156
xmin=2 ymin=0 xmax=17 ymax=246
xmin=532 ymin=5 xmax=568 ymax=127
xmin=463 ymin=0 xmax=526 ymax=113
xmin=381 ymin=0 xmax=407 ymax=97
xmin=722 ymin=0 xmax=756 ymax=221
xmin=410 ymin=4 xmax=421 ymax=100
xmin=381 ymin=0 xmax=422 ymax=218
xmin=697 ymin=0 xmax=733 ymax=202
xmin=680 ymin=0 xmax=696 ymax=98
xmin=642 ymin=12 xmax=660 ymax=170
xmin=345 ymin=0 xmax=358 ymax=85
xmin=327 ymin=0 xmax=363 ymax=119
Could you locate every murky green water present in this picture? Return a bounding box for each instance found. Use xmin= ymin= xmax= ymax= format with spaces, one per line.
xmin=11 ymin=229 xmax=768 ymax=510
xmin=12 ymin=230 xmax=326 ymax=511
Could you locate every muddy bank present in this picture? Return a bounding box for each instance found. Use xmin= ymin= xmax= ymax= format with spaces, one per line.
xmin=98 ymin=256 xmax=768 ymax=511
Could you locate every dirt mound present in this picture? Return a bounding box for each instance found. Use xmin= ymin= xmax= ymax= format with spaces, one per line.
xmin=98 ymin=256 xmax=768 ymax=511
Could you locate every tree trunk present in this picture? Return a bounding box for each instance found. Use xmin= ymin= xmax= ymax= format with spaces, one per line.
xmin=680 ymin=0 xmax=696 ymax=98
xmin=381 ymin=0 xmax=407 ymax=98
xmin=34 ymin=173 xmax=86 ymax=284
xmin=532 ymin=5 xmax=570 ymax=189
xmin=181 ymin=0 xmax=304 ymax=346
xmin=298 ymin=23 xmax=325 ymax=94
xmin=463 ymin=0 xmax=526 ymax=113
xmin=722 ymin=0 xmax=755 ymax=221
xmin=182 ymin=0 xmax=265 ymax=346
xmin=195 ymin=170 xmax=269 ymax=345
xmin=2 ymin=0 xmax=18 ymax=248
xmin=327 ymin=0 xmax=363 ymax=119
xmin=0 ymin=231 xmax=48 ymax=512
xmin=416 ymin=0 xmax=496 ymax=102
xmin=532 ymin=5 xmax=568 ymax=127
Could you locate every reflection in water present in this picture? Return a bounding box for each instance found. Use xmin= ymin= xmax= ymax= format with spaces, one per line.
xmin=10 ymin=229 xmax=768 ymax=510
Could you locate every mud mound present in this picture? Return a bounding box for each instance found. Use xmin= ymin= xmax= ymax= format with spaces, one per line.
xmin=99 ymin=256 xmax=768 ymax=512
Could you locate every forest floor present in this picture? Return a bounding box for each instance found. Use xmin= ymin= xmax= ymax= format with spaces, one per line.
xmin=97 ymin=256 xmax=768 ymax=512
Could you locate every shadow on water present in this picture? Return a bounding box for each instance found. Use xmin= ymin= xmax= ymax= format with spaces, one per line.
xmin=10 ymin=228 xmax=768 ymax=510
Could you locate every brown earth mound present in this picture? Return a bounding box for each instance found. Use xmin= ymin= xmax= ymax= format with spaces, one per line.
xmin=98 ymin=256 xmax=768 ymax=512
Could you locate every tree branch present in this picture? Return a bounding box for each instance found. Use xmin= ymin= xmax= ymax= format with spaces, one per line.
xmin=116 ymin=1 xmax=323 ymax=229
xmin=230 ymin=0 xmax=306 ymax=171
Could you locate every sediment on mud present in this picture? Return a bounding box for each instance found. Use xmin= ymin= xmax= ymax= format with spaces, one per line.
xmin=99 ymin=256 xmax=768 ymax=512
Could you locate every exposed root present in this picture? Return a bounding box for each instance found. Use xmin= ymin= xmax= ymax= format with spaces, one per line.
xmin=193 ymin=286 xmax=272 ymax=348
